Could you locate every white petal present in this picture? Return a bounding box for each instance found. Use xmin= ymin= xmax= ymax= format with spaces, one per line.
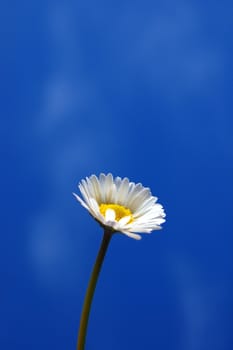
xmin=114 ymin=176 xmax=122 ymax=189
xmin=128 ymin=187 xmax=152 ymax=211
xmin=79 ymin=182 xmax=99 ymax=212
xmin=89 ymin=197 xmax=100 ymax=214
xmin=104 ymin=173 xmax=115 ymax=202
xmin=84 ymin=198 xmax=103 ymax=222
xmin=118 ymin=216 xmax=132 ymax=226
xmin=73 ymin=193 xmax=89 ymax=209
xmin=135 ymin=208 xmax=165 ymax=222
xmin=81 ymin=179 xmax=91 ymax=197
xmin=128 ymin=224 xmax=157 ymax=232
xmin=115 ymin=177 xmax=130 ymax=204
xmin=133 ymin=197 xmax=158 ymax=217
xmin=105 ymin=208 xmax=116 ymax=221
xmin=121 ymin=231 xmax=142 ymax=240
xmin=88 ymin=175 xmax=101 ymax=203
xmin=124 ymin=183 xmax=143 ymax=206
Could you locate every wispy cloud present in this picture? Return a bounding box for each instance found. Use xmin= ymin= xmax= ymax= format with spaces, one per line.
xmin=28 ymin=2 xmax=118 ymax=291
xmin=124 ymin=3 xmax=225 ymax=98
xmin=169 ymin=256 xmax=227 ymax=350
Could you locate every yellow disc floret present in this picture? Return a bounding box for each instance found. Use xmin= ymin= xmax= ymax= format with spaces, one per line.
xmin=99 ymin=203 xmax=133 ymax=222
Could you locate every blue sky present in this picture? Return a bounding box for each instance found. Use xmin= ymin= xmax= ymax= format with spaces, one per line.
xmin=1 ymin=0 xmax=233 ymax=349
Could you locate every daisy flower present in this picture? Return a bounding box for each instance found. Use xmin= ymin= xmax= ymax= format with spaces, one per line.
xmin=73 ymin=173 xmax=166 ymax=240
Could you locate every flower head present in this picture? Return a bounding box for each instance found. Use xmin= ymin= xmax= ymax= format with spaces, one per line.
xmin=73 ymin=173 xmax=166 ymax=240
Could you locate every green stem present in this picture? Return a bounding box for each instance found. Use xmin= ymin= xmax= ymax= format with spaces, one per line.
xmin=76 ymin=230 xmax=112 ymax=350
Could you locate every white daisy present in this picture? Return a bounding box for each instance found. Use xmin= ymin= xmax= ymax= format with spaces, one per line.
xmin=73 ymin=173 xmax=166 ymax=240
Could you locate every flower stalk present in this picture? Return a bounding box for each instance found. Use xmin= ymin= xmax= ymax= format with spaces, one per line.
xmin=76 ymin=230 xmax=113 ymax=350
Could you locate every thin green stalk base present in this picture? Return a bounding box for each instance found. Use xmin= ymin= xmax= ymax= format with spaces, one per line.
xmin=76 ymin=230 xmax=112 ymax=350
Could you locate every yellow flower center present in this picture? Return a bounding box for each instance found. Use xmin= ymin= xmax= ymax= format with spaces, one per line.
xmin=99 ymin=203 xmax=133 ymax=222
